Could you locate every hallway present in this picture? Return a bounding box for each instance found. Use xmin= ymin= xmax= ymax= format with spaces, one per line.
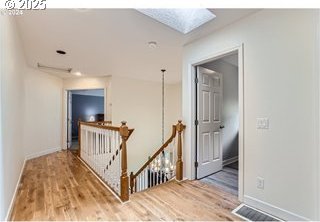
xmin=10 ymin=151 xmax=240 ymax=221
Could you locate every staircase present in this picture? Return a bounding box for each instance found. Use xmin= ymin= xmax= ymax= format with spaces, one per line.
xmin=130 ymin=120 xmax=186 ymax=193
xmin=78 ymin=120 xmax=185 ymax=202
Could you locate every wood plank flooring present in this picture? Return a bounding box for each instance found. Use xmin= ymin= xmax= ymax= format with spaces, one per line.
xmin=10 ymin=151 xmax=240 ymax=221
xmin=201 ymin=163 xmax=239 ymax=196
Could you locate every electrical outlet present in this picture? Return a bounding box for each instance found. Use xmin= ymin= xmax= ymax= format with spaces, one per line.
xmin=256 ymin=118 xmax=269 ymax=129
xmin=257 ymin=177 xmax=264 ymax=189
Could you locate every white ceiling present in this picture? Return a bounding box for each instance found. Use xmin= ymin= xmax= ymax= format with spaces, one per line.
xmin=15 ymin=9 xmax=258 ymax=83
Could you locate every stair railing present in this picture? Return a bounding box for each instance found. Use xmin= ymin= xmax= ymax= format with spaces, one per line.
xmin=130 ymin=120 xmax=186 ymax=193
xmin=79 ymin=121 xmax=134 ymax=202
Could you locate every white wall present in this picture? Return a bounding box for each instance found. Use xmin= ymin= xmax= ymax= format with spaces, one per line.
xmin=0 ymin=13 xmax=3 ymax=221
xmin=0 ymin=16 xmax=65 ymax=220
xmin=23 ymin=69 xmax=63 ymax=159
xmin=111 ymin=76 xmax=181 ymax=173
xmin=202 ymin=59 xmax=239 ymax=162
xmin=0 ymin=16 xmax=26 ymax=220
xmin=183 ymin=10 xmax=318 ymax=220
xmin=165 ymin=83 xmax=182 ymax=137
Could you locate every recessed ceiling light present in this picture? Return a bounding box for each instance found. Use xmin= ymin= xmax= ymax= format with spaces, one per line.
xmin=73 ymin=71 xmax=82 ymax=76
xmin=56 ymin=50 xmax=66 ymax=55
xmin=148 ymin=41 xmax=157 ymax=49
xmin=136 ymin=9 xmax=216 ymax=34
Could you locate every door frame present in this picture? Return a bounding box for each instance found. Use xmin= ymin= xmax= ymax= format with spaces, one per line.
xmin=67 ymin=91 xmax=73 ymax=149
xmin=189 ymin=44 xmax=244 ymax=201
xmin=62 ymin=87 xmax=107 ymax=150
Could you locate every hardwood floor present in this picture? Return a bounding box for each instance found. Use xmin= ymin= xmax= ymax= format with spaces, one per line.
xmin=10 ymin=151 xmax=240 ymax=221
xmin=201 ymin=162 xmax=239 ymax=196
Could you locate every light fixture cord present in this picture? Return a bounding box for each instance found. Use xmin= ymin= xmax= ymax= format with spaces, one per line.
xmin=162 ymin=70 xmax=165 ymax=145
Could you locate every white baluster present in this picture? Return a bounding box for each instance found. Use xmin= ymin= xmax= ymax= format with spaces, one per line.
xmin=152 ymin=164 xmax=155 ymax=187
xmin=144 ymin=169 xmax=148 ymax=189
xmin=148 ymin=165 xmax=151 ymax=188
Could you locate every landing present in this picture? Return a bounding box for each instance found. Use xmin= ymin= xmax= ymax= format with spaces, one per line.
xmin=10 ymin=151 xmax=240 ymax=221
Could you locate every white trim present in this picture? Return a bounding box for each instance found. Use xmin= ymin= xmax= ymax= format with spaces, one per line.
xmin=223 ymin=156 xmax=238 ymax=166
xmin=25 ymin=147 xmax=61 ymax=160
xmin=243 ymin=195 xmax=310 ymax=221
xmin=316 ymin=9 xmax=320 ymax=221
xmin=5 ymin=159 xmax=26 ymax=221
xmin=232 ymin=203 xmax=283 ymax=222
xmin=188 ymin=44 xmax=244 ymax=202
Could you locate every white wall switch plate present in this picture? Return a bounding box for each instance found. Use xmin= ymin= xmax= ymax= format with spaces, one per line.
xmin=256 ymin=118 xmax=269 ymax=129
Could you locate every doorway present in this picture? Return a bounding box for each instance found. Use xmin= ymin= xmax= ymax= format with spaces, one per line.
xmin=67 ymin=89 xmax=105 ymax=152
xmin=195 ymin=51 xmax=240 ymax=197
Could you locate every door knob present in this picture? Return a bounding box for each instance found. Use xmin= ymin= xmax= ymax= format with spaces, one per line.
xmin=220 ymin=125 xmax=225 ymax=129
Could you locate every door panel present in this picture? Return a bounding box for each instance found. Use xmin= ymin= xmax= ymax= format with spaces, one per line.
xmin=202 ymin=91 xmax=210 ymax=122
xmin=197 ymin=66 xmax=223 ymax=179
xmin=213 ymin=132 xmax=220 ymax=160
xmin=213 ymin=92 xmax=220 ymax=121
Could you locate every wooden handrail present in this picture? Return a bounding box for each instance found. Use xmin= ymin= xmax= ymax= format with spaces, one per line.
xmin=79 ymin=121 xmax=133 ymax=132
xmin=132 ymin=125 xmax=177 ymax=179
xmin=78 ymin=121 xmax=111 ymax=153
xmin=90 ymin=120 xmax=112 ymax=125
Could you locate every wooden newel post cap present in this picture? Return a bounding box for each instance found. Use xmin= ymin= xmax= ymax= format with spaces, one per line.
xmin=177 ymin=120 xmax=185 ymax=132
xmin=120 ymin=121 xmax=129 ymax=137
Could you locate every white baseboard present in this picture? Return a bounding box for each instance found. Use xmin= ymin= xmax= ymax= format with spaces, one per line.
xmin=25 ymin=147 xmax=61 ymax=160
xmin=5 ymin=159 xmax=26 ymax=221
xmin=244 ymin=195 xmax=310 ymax=221
xmin=223 ymin=156 xmax=238 ymax=166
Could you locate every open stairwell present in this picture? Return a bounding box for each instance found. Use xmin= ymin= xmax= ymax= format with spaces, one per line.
xmin=78 ymin=120 xmax=186 ymax=202
xmin=130 ymin=120 xmax=186 ymax=193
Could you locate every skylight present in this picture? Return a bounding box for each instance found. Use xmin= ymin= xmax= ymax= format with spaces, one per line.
xmin=136 ymin=9 xmax=216 ymax=34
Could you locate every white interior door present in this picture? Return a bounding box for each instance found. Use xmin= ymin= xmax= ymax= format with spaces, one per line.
xmin=197 ymin=67 xmax=223 ymax=179
xmin=67 ymin=91 xmax=72 ymax=149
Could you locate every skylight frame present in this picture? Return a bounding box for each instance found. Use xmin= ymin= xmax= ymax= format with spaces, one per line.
xmin=136 ymin=8 xmax=216 ymax=34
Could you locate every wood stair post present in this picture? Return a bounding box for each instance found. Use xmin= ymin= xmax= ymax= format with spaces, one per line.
xmin=120 ymin=121 xmax=129 ymax=201
xmin=130 ymin=172 xmax=134 ymax=194
xmin=176 ymin=120 xmax=185 ymax=181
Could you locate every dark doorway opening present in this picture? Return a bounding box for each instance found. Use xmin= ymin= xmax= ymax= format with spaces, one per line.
xmin=67 ymin=89 xmax=105 ymax=152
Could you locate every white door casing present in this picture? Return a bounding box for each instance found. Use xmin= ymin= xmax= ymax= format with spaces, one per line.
xmin=67 ymin=91 xmax=72 ymax=149
xmin=197 ymin=66 xmax=223 ymax=179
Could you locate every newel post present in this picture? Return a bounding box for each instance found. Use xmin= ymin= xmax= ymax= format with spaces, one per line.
xmin=176 ymin=120 xmax=185 ymax=181
xmin=120 ymin=121 xmax=129 ymax=202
